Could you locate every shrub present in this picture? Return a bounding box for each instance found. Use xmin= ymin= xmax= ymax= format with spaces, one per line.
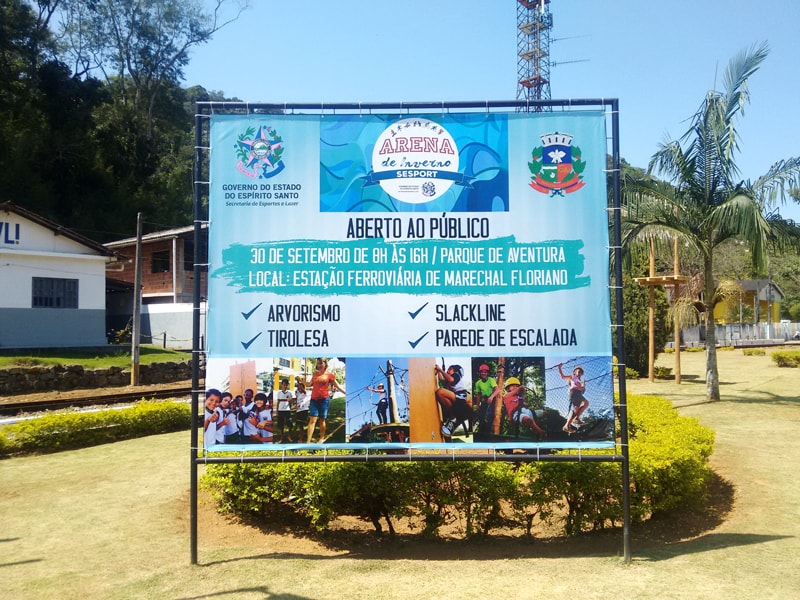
xmin=0 ymin=400 xmax=191 ymax=455
xmin=611 ymin=356 xmax=639 ymax=380
xmin=314 ymin=462 xmax=415 ymax=534
xmin=742 ymin=348 xmax=766 ymax=357
xmin=653 ymin=366 xmax=672 ymax=379
xmin=686 ymin=346 xmax=704 ymax=352
xmin=626 ymin=394 xmax=715 ymax=517
xmin=201 ymin=394 xmax=715 ymax=538
xmin=534 ymin=458 xmax=623 ymax=536
xmin=443 ymin=461 xmax=519 ymax=537
xmin=771 ymin=350 xmax=800 ymax=368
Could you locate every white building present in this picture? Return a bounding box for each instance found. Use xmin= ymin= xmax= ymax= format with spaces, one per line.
xmin=0 ymin=202 xmax=114 ymax=349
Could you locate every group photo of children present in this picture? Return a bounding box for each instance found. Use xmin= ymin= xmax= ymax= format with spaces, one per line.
xmin=203 ymin=357 xmax=347 ymax=448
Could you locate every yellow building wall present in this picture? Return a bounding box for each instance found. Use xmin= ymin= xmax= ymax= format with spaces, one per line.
xmin=715 ymin=294 xmax=781 ymax=324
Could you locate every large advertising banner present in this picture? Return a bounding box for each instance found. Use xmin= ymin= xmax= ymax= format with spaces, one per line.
xmin=203 ymin=110 xmax=614 ymax=450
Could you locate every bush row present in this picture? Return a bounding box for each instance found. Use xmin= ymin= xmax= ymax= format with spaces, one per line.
xmin=0 ymin=400 xmax=191 ymax=456
xmin=202 ymin=394 xmax=714 ymax=538
xmin=771 ymin=349 xmax=800 ymax=367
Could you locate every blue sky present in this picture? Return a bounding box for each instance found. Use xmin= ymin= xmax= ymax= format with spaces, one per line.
xmin=185 ymin=0 xmax=800 ymax=222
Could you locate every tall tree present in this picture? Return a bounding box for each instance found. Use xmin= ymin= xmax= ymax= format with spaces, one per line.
xmin=58 ymin=0 xmax=248 ymax=136
xmin=0 ymin=0 xmax=108 ymax=226
xmin=622 ymin=43 xmax=800 ymax=401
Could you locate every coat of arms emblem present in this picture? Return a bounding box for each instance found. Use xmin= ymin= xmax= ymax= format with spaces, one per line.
xmin=528 ymin=132 xmax=585 ymax=196
xmin=235 ymin=125 xmax=285 ymax=179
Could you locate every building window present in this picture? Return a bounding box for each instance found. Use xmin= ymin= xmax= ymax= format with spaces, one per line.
xmin=151 ymin=250 xmax=171 ymax=273
xmin=183 ymin=239 xmax=194 ymax=271
xmin=32 ymin=277 xmax=79 ymax=308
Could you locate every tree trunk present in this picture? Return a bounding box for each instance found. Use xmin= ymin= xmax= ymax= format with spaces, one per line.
xmin=704 ymin=257 xmax=720 ymax=401
xmin=492 ymin=357 xmax=506 ymax=435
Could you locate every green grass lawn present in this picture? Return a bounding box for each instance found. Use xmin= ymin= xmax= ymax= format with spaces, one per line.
xmin=0 ymin=345 xmax=191 ymax=369
xmin=0 ymin=346 xmax=797 ymax=599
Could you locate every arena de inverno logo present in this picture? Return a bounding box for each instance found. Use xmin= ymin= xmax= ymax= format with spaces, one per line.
xmin=365 ymin=118 xmax=469 ymax=204
xmin=234 ymin=125 xmax=285 ymax=179
xmin=528 ymin=131 xmax=586 ymax=196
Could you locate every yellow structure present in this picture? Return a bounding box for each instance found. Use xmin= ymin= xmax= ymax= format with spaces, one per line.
xmin=713 ymin=279 xmax=783 ymax=325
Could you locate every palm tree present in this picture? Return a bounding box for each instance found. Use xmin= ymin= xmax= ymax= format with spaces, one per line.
xmin=622 ymin=43 xmax=800 ymax=401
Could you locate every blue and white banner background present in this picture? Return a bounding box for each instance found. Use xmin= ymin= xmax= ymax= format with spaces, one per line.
xmin=206 ymin=110 xmax=614 ymax=447
xmin=208 ymin=111 xmax=610 ymax=358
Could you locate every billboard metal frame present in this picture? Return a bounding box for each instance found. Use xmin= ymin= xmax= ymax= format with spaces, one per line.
xmin=189 ymin=99 xmax=630 ymax=563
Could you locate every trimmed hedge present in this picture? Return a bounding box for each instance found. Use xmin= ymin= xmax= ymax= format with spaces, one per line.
xmin=202 ymin=394 xmax=715 ymax=538
xmin=653 ymin=366 xmax=673 ymax=379
xmin=0 ymin=400 xmax=191 ymax=456
xmin=771 ymin=349 xmax=800 ymax=367
xmin=742 ymin=348 xmax=766 ymax=356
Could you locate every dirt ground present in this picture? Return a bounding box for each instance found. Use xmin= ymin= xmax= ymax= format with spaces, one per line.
xmin=0 ymin=379 xmax=192 ymax=409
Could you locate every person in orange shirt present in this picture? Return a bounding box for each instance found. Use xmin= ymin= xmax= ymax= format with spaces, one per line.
xmin=306 ymin=358 xmax=345 ymax=443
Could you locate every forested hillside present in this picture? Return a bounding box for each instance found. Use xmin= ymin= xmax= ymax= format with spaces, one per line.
xmin=0 ymin=0 xmax=245 ymax=241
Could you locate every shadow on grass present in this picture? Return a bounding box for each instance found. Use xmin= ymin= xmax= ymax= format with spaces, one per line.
xmin=633 ymin=532 xmax=791 ymax=562
xmin=626 ymin=471 xmax=791 ymax=561
xmin=0 ymin=558 xmax=43 ymax=568
xmin=674 ymin=390 xmax=800 ymax=409
xmin=176 ymin=587 xmax=309 ymax=600
xmin=201 ymin=471 xmax=746 ymax=563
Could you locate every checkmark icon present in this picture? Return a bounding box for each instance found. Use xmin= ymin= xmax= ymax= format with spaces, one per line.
xmin=241 ymin=332 xmax=262 ymax=350
xmin=408 ymin=331 xmax=429 ymax=349
xmin=408 ymin=302 xmax=429 ymax=319
xmin=241 ymin=303 xmax=262 ymax=320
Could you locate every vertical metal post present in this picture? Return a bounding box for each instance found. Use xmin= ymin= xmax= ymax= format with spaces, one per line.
xmin=190 ymin=108 xmax=204 ymax=565
xmin=610 ymin=100 xmax=631 ymax=562
xmin=648 ymin=239 xmax=655 ymax=382
xmin=131 ymin=212 xmax=142 ymax=385
xmin=387 ymin=359 xmax=401 ymax=424
xmin=172 ymin=236 xmax=179 ymax=303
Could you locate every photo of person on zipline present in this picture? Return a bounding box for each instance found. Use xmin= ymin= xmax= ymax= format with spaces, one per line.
xmin=558 ymin=363 xmax=588 ymax=432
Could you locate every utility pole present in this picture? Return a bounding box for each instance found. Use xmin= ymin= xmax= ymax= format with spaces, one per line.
xmin=386 ymin=359 xmax=401 ymax=423
xmin=131 ymin=212 xmax=143 ymax=385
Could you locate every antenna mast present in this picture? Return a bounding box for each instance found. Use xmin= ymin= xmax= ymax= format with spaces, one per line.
xmin=516 ymin=0 xmax=553 ymax=111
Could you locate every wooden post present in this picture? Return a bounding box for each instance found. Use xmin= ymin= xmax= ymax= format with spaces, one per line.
xmin=634 ymin=244 xmax=689 ymax=383
xmin=492 ymin=357 xmax=506 ymax=435
xmin=408 ymin=358 xmax=442 ymax=442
